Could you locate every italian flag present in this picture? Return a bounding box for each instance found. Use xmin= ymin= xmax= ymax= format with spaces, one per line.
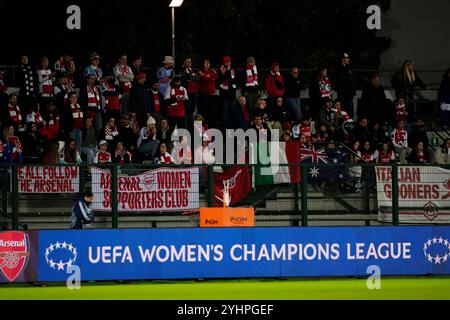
xmin=252 ymin=141 xmax=301 ymax=186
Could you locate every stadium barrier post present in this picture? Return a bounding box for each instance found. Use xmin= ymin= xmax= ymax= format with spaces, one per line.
xmin=364 ymin=164 xmax=371 ymax=215
xmin=11 ymin=165 xmax=19 ymax=230
xmin=294 ymin=182 xmax=301 ymax=226
xmin=111 ymin=164 xmax=119 ymax=229
xmin=392 ymin=162 xmax=399 ymax=226
xmin=2 ymin=166 xmax=7 ymax=220
xmin=208 ymin=165 xmax=214 ymax=207
xmin=301 ymin=163 xmax=308 ymax=227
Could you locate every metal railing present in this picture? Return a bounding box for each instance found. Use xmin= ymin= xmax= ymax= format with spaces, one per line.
xmin=1 ymin=163 xmax=449 ymax=230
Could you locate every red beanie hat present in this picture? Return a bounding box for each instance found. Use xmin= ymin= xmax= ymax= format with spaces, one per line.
xmin=223 ymin=56 xmax=232 ymax=64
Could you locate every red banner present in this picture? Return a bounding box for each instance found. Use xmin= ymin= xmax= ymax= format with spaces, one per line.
xmin=286 ymin=141 xmax=301 ymax=183
xmin=214 ymin=167 xmax=251 ymax=207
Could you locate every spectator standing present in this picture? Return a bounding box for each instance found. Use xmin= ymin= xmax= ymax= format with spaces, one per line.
xmin=65 ymin=92 xmax=84 ymax=152
xmin=148 ymin=77 xmax=164 ymax=123
xmin=17 ymin=55 xmax=36 ymax=111
xmin=113 ymin=54 xmax=134 ymax=113
xmin=157 ymin=56 xmax=175 ymax=96
xmin=309 ymin=66 xmax=332 ymax=120
xmin=36 ymin=56 xmax=54 ymax=108
xmin=180 ymin=57 xmax=199 ymax=130
xmin=391 ymin=60 xmax=426 ymax=101
xmin=102 ymin=75 xmax=122 ymax=124
xmin=197 ymin=58 xmax=218 ymax=127
xmin=79 ymin=74 xmax=102 ymax=135
xmin=5 ymin=94 xmax=24 ymax=132
xmin=359 ymin=73 xmax=390 ymax=125
xmin=265 ymin=62 xmax=285 ymax=110
xmin=437 ymin=68 xmax=450 ymax=127
xmin=54 ymin=54 xmax=76 ymax=84
xmin=53 ymin=72 xmax=70 ymax=115
xmin=218 ymin=56 xmax=237 ymax=130
xmin=131 ymin=56 xmax=143 ymax=84
xmin=83 ymin=52 xmax=103 ymax=83
xmin=335 ymin=53 xmax=355 ymax=117
xmin=41 ymin=102 xmax=60 ymax=141
xmin=243 ymin=57 xmax=260 ymax=112
xmin=129 ymin=72 xmax=151 ymax=129
xmin=164 ymin=76 xmax=188 ymax=129
xmin=284 ymin=67 xmax=303 ymax=123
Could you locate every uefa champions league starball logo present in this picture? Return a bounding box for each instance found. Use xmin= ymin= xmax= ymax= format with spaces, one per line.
xmin=45 ymin=242 xmax=77 ymax=271
xmin=423 ymin=238 xmax=450 ymax=265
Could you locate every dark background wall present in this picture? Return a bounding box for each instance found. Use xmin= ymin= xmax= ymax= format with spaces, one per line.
xmin=0 ymin=0 xmax=392 ymax=70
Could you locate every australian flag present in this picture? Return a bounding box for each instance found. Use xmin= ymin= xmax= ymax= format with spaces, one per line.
xmin=300 ymin=145 xmax=349 ymax=183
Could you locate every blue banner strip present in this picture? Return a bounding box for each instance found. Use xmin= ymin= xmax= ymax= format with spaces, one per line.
xmin=37 ymin=227 xmax=450 ymax=282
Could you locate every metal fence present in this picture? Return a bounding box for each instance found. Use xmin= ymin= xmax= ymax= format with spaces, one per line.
xmin=1 ymin=163 xmax=449 ymax=230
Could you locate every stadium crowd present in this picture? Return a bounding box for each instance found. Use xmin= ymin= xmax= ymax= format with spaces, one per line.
xmin=0 ymin=52 xmax=449 ymax=167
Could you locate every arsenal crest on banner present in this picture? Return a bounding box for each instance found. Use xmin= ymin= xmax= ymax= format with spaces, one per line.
xmin=0 ymin=232 xmax=30 ymax=282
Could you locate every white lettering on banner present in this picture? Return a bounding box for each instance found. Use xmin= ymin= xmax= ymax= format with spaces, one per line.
xmin=88 ymin=246 xmax=133 ymax=264
xmin=138 ymin=245 xmax=224 ymax=263
xmin=347 ymin=243 xmax=411 ymax=260
xmin=18 ymin=166 xmax=79 ymax=193
xmin=376 ymin=166 xmax=450 ymax=224
xmin=91 ymin=167 xmax=199 ymax=213
xmin=81 ymin=243 xmax=413 ymax=266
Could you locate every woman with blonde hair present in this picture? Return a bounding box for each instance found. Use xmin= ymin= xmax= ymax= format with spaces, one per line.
xmin=391 ymin=60 xmax=426 ymax=101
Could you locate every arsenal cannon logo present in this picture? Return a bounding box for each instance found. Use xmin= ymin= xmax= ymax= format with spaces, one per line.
xmin=0 ymin=232 xmax=30 ymax=282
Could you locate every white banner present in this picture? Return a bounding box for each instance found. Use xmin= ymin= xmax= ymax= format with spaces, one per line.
xmin=18 ymin=166 xmax=79 ymax=193
xmin=376 ymin=166 xmax=450 ymax=224
xmin=91 ymin=167 xmax=200 ymax=213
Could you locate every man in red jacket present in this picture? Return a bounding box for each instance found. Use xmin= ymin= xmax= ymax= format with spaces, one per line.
xmin=265 ymin=62 xmax=285 ymax=110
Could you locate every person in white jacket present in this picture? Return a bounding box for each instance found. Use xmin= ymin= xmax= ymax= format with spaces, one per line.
xmin=390 ymin=120 xmax=411 ymax=164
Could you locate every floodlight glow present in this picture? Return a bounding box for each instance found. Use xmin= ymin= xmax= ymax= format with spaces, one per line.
xmin=169 ymin=0 xmax=184 ymax=7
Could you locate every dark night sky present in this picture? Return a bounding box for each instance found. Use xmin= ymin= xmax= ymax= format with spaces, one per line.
xmin=3 ymin=0 xmax=448 ymax=83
